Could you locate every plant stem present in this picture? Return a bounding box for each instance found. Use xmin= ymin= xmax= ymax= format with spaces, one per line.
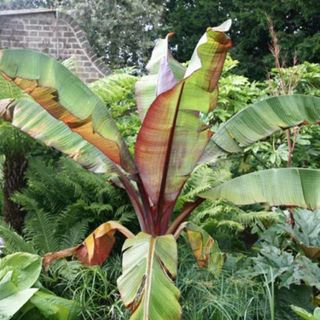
xmin=286 ymin=129 xmax=292 ymax=167
xmin=167 ymin=198 xmax=204 ymax=234
xmin=136 ymin=174 xmax=155 ymax=235
xmin=112 ymin=165 xmax=149 ymax=233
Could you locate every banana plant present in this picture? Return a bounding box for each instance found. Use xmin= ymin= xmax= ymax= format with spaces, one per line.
xmin=2 ymin=19 xmax=320 ymax=319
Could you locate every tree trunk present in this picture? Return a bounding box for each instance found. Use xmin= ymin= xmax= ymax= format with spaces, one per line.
xmin=2 ymin=152 xmax=28 ymax=234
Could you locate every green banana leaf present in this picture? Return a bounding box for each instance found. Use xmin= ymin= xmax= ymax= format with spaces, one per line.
xmin=0 ymin=97 xmax=115 ymax=173
xmin=291 ymin=305 xmax=320 ymax=320
xmin=200 ymin=168 xmax=320 ymax=210
xmin=20 ymin=291 xmax=78 ymax=320
xmin=0 ymin=253 xmax=42 ymax=293
xmin=0 ymin=253 xmax=41 ymax=320
xmin=201 ymin=95 xmax=320 ymax=162
xmin=117 ymin=232 xmax=181 ymax=320
xmin=0 ymin=49 xmax=134 ymax=173
xmin=0 ymin=288 xmax=39 ymax=320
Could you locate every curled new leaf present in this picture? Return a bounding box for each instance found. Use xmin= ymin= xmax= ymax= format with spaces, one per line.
xmin=43 ymin=221 xmax=134 ymax=269
xmin=135 ymin=33 xmax=186 ymax=120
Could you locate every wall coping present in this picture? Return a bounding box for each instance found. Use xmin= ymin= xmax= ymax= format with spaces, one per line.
xmin=0 ymin=8 xmax=57 ymax=16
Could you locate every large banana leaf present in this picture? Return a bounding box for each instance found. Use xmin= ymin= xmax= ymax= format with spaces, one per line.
xmin=201 ymin=95 xmax=320 ymax=162
xmin=135 ymin=33 xmax=186 ymax=120
xmin=135 ymin=22 xmax=232 ymax=232
xmin=0 ymin=49 xmax=134 ymax=173
xmin=117 ymin=232 xmax=181 ymax=320
xmin=200 ymin=168 xmax=320 ymax=210
xmin=0 ymin=98 xmax=115 ymax=173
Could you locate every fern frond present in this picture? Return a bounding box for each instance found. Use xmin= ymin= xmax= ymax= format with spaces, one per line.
xmin=47 ymin=259 xmax=84 ymax=283
xmin=182 ymin=162 xmax=232 ymax=201
xmin=60 ymin=219 xmax=90 ymax=248
xmin=0 ymin=220 xmax=35 ymax=254
xmin=114 ymin=204 xmax=135 ymax=224
xmin=14 ymin=194 xmax=59 ymax=253
xmin=237 ymin=211 xmax=280 ymax=225
xmin=90 ymin=73 xmax=137 ymax=105
xmin=216 ymin=220 xmax=245 ymax=232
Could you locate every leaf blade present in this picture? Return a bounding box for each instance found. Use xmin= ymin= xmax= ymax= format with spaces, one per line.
xmin=200 ymin=168 xmax=320 ymax=210
xmin=117 ymin=232 xmax=181 ymax=320
xmin=0 ymin=49 xmax=134 ymax=173
xmin=202 ymin=95 xmax=320 ymax=162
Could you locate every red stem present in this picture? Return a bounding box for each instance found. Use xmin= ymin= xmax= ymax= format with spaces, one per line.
xmin=113 ymin=165 xmax=149 ymax=233
xmin=136 ymin=174 xmax=155 ymax=235
xmin=167 ymin=198 xmax=204 ymax=234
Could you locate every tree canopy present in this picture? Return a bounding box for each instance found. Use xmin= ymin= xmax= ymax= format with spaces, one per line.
xmin=164 ymin=0 xmax=320 ymax=79
xmin=1 ymin=0 xmax=320 ymax=78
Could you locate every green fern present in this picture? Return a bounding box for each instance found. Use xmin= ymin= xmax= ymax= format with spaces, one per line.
xmin=0 ymin=220 xmax=35 ymax=254
xmin=7 ymin=157 xmax=137 ymax=254
xmin=90 ymin=71 xmax=140 ymax=150
xmin=174 ymin=162 xmax=233 ymax=215
xmin=60 ymin=219 xmax=91 ymax=248
xmin=13 ymin=193 xmax=59 ymax=253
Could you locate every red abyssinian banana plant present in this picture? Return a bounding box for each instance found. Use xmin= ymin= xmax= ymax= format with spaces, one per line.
xmin=2 ymin=19 xmax=320 ymax=319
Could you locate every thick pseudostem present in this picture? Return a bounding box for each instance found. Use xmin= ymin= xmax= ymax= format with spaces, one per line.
xmin=3 ymin=152 xmax=28 ymax=234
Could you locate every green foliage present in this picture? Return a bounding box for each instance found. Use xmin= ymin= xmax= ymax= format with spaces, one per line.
xmin=240 ymin=61 xmax=320 ymax=170
xmin=209 ymin=56 xmax=267 ymax=125
xmin=267 ymin=62 xmax=320 ymax=96
xmin=0 ymin=157 xmax=137 ymax=255
xmin=284 ymin=209 xmax=320 ymax=248
xmin=164 ymin=0 xmax=320 ymax=79
xmin=292 ymin=305 xmax=320 ymax=320
xmin=89 ymin=71 xmax=140 ymax=149
xmin=249 ymin=244 xmax=320 ymax=289
xmin=0 ymin=74 xmax=35 ymax=156
xmin=177 ymin=244 xmax=269 ymax=320
xmin=275 ymin=286 xmax=314 ymax=320
xmin=0 ymin=221 xmax=35 ymax=254
xmin=63 ymin=0 xmax=163 ymax=69
xmin=0 ymin=252 xmax=77 ymax=320
xmin=42 ymin=258 xmax=128 ymax=320
xmin=42 ymin=245 xmax=270 ymax=320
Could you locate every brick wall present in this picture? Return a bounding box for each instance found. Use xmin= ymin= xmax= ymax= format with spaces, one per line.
xmin=0 ymin=9 xmax=109 ymax=83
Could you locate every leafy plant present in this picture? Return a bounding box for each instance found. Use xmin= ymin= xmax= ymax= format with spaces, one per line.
xmin=0 ymin=157 xmax=136 ymax=256
xmin=2 ymin=20 xmax=320 ymax=319
xmin=249 ymin=244 xmax=320 ymax=289
xmin=291 ymin=305 xmax=320 ymax=320
xmin=0 ymin=252 xmax=77 ymax=320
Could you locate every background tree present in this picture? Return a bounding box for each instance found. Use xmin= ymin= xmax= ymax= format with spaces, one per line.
xmin=163 ymin=0 xmax=320 ymax=79
xmin=64 ymin=0 xmax=163 ymax=70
